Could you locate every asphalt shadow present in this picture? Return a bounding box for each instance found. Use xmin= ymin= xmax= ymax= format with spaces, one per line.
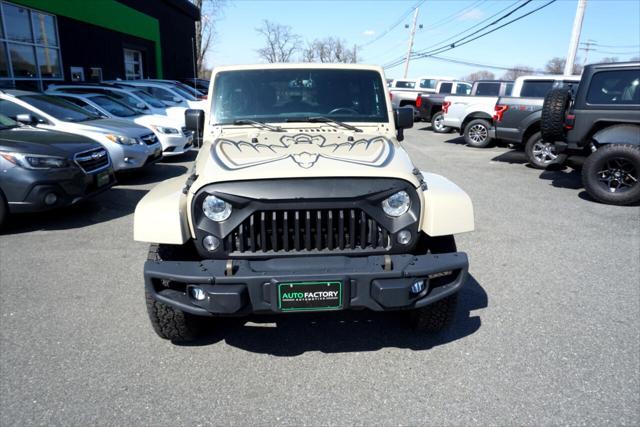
xmin=538 ymin=168 xmax=583 ymax=190
xmin=159 ymin=149 xmax=198 ymax=164
xmin=177 ymin=274 xmax=487 ymax=355
xmin=1 ymin=187 xmax=148 ymax=234
xmin=116 ymin=163 xmax=188 ymax=186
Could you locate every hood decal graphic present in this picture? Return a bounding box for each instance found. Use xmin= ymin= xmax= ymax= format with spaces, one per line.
xmin=213 ymin=133 xmax=393 ymax=169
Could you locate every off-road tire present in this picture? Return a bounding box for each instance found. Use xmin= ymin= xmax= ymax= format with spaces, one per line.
xmin=582 ymin=144 xmax=640 ymax=205
xmin=431 ymin=112 xmax=451 ymax=133
xmin=525 ymin=131 xmax=567 ymax=169
xmin=409 ymin=235 xmax=459 ymax=332
xmin=464 ymin=119 xmax=492 ymax=148
xmin=541 ymin=89 xmax=571 ymax=142
xmin=145 ymin=244 xmax=206 ymax=342
xmin=0 ymin=190 xmax=7 ymax=229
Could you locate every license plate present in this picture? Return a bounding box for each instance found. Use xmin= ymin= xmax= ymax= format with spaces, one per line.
xmin=96 ymin=171 xmax=110 ymax=187
xmin=278 ymin=281 xmax=343 ymax=312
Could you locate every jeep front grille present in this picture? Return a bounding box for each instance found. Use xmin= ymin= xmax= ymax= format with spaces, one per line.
xmin=224 ymin=208 xmax=390 ymax=254
xmin=74 ymin=148 xmax=109 ymax=173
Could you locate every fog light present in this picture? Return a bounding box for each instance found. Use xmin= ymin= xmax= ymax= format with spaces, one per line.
xmin=203 ymin=235 xmax=220 ymax=251
xmin=44 ymin=193 xmax=58 ymax=206
xmin=396 ymin=230 xmax=412 ymax=245
xmin=411 ymin=279 xmax=425 ymax=294
xmin=123 ymin=157 xmax=133 ymax=163
xmin=190 ymin=287 xmax=206 ymax=301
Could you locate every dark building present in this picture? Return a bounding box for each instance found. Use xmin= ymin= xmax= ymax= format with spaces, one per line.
xmin=0 ymin=0 xmax=200 ymax=91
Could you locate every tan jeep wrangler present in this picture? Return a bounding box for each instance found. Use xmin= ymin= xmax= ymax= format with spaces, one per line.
xmin=134 ymin=64 xmax=474 ymax=342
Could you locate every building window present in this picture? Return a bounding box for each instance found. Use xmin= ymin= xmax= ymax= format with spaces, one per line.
xmin=124 ymin=48 xmax=143 ymax=80
xmin=0 ymin=1 xmax=63 ymax=89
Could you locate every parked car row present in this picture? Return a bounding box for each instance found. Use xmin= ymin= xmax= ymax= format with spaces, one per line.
xmin=416 ymin=61 xmax=639 ymax=206
xmin=0 ymin=78 xmax=210 ymax=227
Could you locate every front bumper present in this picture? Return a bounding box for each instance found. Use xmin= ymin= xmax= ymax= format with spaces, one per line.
xmin=158 ymin=133 xmax=194 ymax=157
xmin=109 ymin=142 xmax=163 ymax=171
xmin=144 ymin=252 xmax=469 ymax=317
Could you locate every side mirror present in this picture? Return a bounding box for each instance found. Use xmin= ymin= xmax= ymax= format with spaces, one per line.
xmin=185 ymin=109 xmax=205 ymax=145
xmin=15 ymin=113 xmax=38 ymax=126
xmin=393 ymin=107 xmax=414 ymax=141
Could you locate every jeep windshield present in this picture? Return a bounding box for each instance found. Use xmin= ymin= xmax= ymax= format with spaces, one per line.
xmin=212 ymin=68 xmax=389 ymax=124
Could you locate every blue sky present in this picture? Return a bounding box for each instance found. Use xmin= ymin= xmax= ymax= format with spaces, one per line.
xmin=208 ymin=0 xmax=640 ymax=79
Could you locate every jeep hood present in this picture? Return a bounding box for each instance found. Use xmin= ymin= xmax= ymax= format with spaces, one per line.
xmin=190 ymin=130 xmax=421 ymax=193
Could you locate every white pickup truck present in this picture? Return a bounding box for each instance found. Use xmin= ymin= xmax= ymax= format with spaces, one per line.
xmin=442 ymin=75 xmax=580 ymax=147
xmin=389 ymin=76 xmax=456 ymax=119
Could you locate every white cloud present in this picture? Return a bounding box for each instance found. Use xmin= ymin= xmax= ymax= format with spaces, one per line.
xmin=457 ymin=8 xmax=485 ymax=21
xmin=362 ymin=29 xmax=375 ymax=37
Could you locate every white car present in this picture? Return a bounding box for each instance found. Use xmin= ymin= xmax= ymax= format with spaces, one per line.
xmin=0 ymin=90 xmax=162 ymax=171
xmin=46 ymin=84 xmax=188 ymax=125
xmin=107 ymin=80 xmax=207 ymax=110
xmin=49 ymin=92 xmax=194 ymax=157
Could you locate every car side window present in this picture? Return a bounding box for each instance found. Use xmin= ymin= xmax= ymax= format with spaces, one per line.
xmin=419 ymin=79 xmax=436 ymax=89
xmin=586 ymin=70 xmax=640 ymax=105
xmin=0 ymin=99 xmax=45 ymax=122
xmin=439 ymin=82 xmax=453 ymax=94
xmin=59 ymin=97 xmax=104 ymax=116
xmin=454 ymin=83 xmax=471 ymax=95
xmin=475 ymin=83 xmax=499 ymax=96
xmin=147 ymin=86 xmax=176 ymax=102
xmin=520 ymin=80 xmax=554 ymax=98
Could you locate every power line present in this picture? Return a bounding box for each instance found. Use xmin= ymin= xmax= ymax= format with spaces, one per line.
xmin=383 ymin=0 xmax=530 ymax=69
xmin=420 ymin=0 xmax=488 ymax=31
xmin=358 ymin=0 xmax=426 ymax=49
xmin=384 ymin=0 xmax=557 ymax=69
xmin=427 ymin=54 xmax=547 ymax=74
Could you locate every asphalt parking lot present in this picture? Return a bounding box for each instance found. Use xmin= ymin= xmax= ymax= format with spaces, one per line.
xmin=1 ymin=126 xmax=638 ymax=425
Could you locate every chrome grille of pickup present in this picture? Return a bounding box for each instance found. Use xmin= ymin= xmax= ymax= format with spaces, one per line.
xmin=224 ymin=208 xmax=390 ymax=254
xmin=140 ymin=133 xmax=159 ymax=145
xmin=74 ymin=148 xmax=109 ymax=173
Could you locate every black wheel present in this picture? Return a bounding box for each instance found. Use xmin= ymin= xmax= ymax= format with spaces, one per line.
xmin=582 ymin=144 xmax=640 ymax=205
xmin=463 ymin=119 xmax=492 ymax=148
xmin=524 ymin=131 xmax=567 ymax=169
xmin=408 ymin=235 xmax=459 ymax=333
xmin=431 ymin=112 xmax=451 ymax=133
xmin=0 ymin=190 xmax=7 ymax=229
xmin=541 ymin=89 xmax=571 ymax=142
xmin=145 ymin=244 xmax=207 ymax=342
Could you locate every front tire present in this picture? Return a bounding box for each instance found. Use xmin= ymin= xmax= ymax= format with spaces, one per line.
xmin=408 ymin=235 xmax=459 ymax=333
xmin=582 ymin=144 xmax=640 ymax=205
xmin=431 ymin=112 xmax=451 ymax=133
xmin=145 ymin=244 xmax=206 ymax=342
xmin=464 ymin=119 xmax=492 ymax=148
xmin=525 ymin=131 xmax=567 ymax=169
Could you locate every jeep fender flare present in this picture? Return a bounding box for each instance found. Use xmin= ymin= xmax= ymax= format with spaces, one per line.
xmin=419 ymin=172 xmax=474 ymax=236
xmin=134 ymin=175 xmax=191 ymax=244
xmin=591 ymin=124 xmax=640 ymax=147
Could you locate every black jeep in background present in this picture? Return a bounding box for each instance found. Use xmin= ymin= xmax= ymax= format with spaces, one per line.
xmin=541 ymin=62 xmax=640 ymax=205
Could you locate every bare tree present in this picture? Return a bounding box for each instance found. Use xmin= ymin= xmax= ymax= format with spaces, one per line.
xmin=631 ymin=56 xmax=640 ymax=62
xmin=545 ymin=57 xmax=582 ymax=74
xmin=255 ymin=20 xmax=302 ymax=63
xmin=501 ymin=65 xmax=535 ymax=80
xmin=191 ymin=0 xmax=227 ymax=77
xmin=599 ymin=56 xmax=619 ymax=63
xmin=302 ymin=37 xmax=357 ymax=63
xmin=463 ymin=70 xmax=495 ymax=81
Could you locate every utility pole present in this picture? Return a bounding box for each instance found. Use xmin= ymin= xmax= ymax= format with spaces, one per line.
xmin=403 ymin=7 xmax=419 ymax=79
xmin=580 ymin=40 xmax=595 ymax=66
xmin=564 ymin=0 xmax=587 ymax=76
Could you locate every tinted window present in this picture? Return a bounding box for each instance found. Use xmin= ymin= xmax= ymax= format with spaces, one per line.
xmin=586 ymin=70 xmax=640 ymax=105
xmin=213 ymin=69 xmax=389 ymax=124
xmin=0 ymin=99 xmax=36 ymax=119
xmin=91 ymin=95 xmax=138 ymax=117
xmin=505 ymin=83 xmax=514 ymax=96
xmin=31 ymin=12 xmax=58 ymax=46
xmin=19 ymin=95 xmax=99 ymax=122
xmin=105 ymin=90 xmax=149 ymax=111
xmin=170 ymin=85 xmax=198 ymax=101
xmin=455 ymin=83 xmax=472 ymax=95
xmin=8 ymin=43 xmax=36 ymax=77
xmin=3 ymin=3 xmax=33 ymax=42
xmin=474 ymin=83 xmax=500 ymax=96
xmin=438 ymin=83 xmax=453 ymax=94
xmin=56 ymin=96 xmax=104 ymax=116
xmin=520 ymin=80 xmax=554 ymax=98
xmin=147 ymin=86 xmax=178 ymax=103
xmin=0 ymin=43 xmax=8 ymax=77
xmin=133 ymin=90 xmax=165 ymax=108
xmin=36 ymin=47 xmax=62 ymax=78
xmin=419 ymin=79 xmax=437 ymax=89
xmin=395 ymin=80 xmax=415 ymax=89
xmin=0 ymin=113 xmax=18 ymax=128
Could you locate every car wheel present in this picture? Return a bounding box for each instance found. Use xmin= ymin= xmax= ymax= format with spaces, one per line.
xmin=464 ymin=119 xmax=492 ymax=148
xmin=525 ymin=131 xmax=567 ymax=169
xmin=408 ymin=235 xmax=459 ymax=333
xmin=582 ymin=144 xmax=640 ymax=205
xmin=145 ymin=244 xmax=207 ymax=342
xmin=541 ymin=89 xmax=571 ymax=142
xmin=431 ymin=112 xmax=451 ymax=133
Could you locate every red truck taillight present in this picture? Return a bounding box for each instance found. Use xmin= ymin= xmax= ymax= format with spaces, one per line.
xmin=415 ymin=94 xmax=422 ymax=108
xmin=442 ymin=101 xmax=450 ymax=114
xmin=565 ymin=113 xmax=575 ymax=129
xmin=493 ymin=104 xmax=508 ymax=122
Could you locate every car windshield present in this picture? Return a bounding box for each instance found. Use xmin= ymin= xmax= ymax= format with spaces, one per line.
xmin=20 ymin=95 xmax=100 ymax=122
xmin=91 ymin=95 xmax=138 ymax=117
xmin=0 ymin=113 xmax=18 ymax=129
xmin=170 ymin=84 xmax=198 ymax=101
xmin=132 ymin=90 xmax=165 ymax=108
xmin=212 ymin=68 xmax=389 ymax=124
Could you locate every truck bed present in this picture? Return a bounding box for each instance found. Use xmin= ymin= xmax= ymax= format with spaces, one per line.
xmin=493 ymin=97 xmax=545 ymax=144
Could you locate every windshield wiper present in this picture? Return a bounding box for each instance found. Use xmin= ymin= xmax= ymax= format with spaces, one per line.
xmin=232 ymin=119 xmax=284 ymax=132
xmin=285 ymin=116 xmax=363 ymax=132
